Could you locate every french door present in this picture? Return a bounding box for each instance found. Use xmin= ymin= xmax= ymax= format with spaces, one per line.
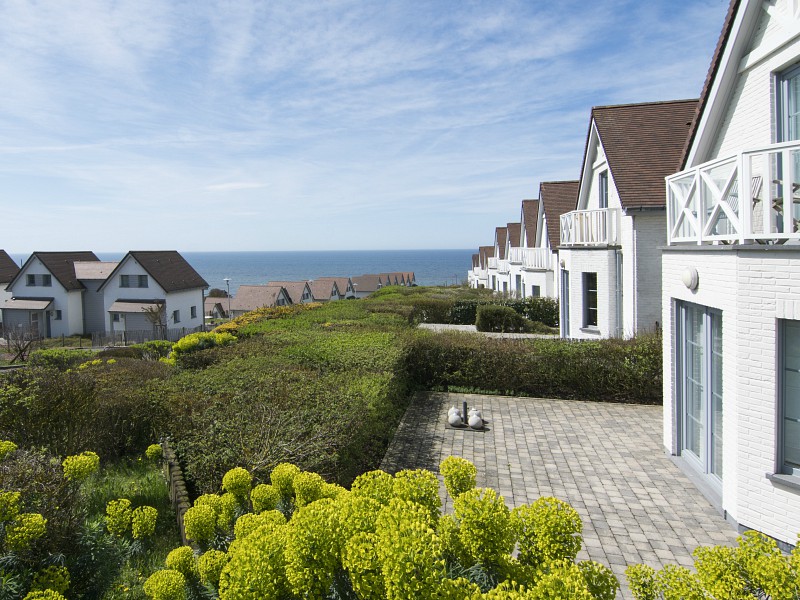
xmin=677 ymin=302 xmax=723 ymax=483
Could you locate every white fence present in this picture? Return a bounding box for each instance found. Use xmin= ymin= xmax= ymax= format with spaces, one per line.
xmin=560 ymin=208 xmax=621 ymax=246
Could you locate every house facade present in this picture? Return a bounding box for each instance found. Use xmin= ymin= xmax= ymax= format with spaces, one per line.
xmin=2 ymin=252 xmax=99 ymax=337
xmin=309 ymin=279 xmax=342 ymax=302
xmin=318 ymin=277 xmax=357 ymax=299
xmin=0 ymin=250 xmax=20 ymax=326
xmin=505 ymin=222 xmax=523 ymax=297
xmin=267 ymin=281 xmax=313 ymax=304
xmin=558 ymin=99 xmax=697 ymax=339
xmin=99 ymin=251 xmax=208 ymax=337
xmin=487 ymin=226 xmax=509 ymax=293
xmin=662 ymin=0 xmax=800 ymax=548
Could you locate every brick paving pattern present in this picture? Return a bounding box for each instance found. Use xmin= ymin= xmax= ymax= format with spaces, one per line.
xmin=381 ymin=392 xmax=739 ymax=599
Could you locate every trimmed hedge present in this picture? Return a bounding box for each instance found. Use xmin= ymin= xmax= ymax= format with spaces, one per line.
xmin=475 ymin=305 xmax=531 ymax=333
xmin=405 ymin=331 xmax=662 ymax=403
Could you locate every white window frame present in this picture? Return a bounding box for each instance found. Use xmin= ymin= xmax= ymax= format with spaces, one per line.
xmin=172 ymin=309 xmax=180 ymax=324
xmin=582 ymin=272 xmax=598 ymax=328
xmin=599 ymin=170 xmax=609 ymax=209
xmin=190 ymin=305 xmax=197 ymax=319
xmin=779 ymin=320 xmax=800 ymax=476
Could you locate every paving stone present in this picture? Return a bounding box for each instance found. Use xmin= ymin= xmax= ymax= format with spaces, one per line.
xmin=381 ymin=392 xmax=740 ymax=599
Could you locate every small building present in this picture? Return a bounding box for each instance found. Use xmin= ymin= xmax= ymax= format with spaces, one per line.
xmin=505 ymin=222 xmax=522 ymax=297
xmin=204 ymin=296 xmax=228 ymax=319
xmin=308 ymin=279 xmax=342 ymax=302
xmin=229 ymin=285 xmax=291 ymax=317
xmin=0 ymin=250 xmax=20 ymax=326
xmin=487 ymin=226 xmax=508 ymax=293
xmin=317 ymin=276 xmax=357 ymax=299
xmin=266 ymin=281 xmax=314 ymax=304
xmin=351 ymin=274 xmax=383 ymax=298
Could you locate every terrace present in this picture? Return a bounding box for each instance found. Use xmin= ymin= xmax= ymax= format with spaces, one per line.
xmin=560 ymin=207 xmax=621 ymax=247
xmin=508 ymin=247 xmax=554 ymax=270
xmin=666 ymin=141 xmax=800 ymax=245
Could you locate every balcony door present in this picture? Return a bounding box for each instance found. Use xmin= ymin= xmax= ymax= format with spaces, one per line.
xmin=677 ymin=301 xmax=723 ymax=485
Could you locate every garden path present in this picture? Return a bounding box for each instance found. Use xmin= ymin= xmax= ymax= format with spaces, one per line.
xmin=381 ymin=392 xmax=739 ymax=599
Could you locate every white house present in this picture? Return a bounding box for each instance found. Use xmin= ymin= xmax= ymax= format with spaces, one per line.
xmin=318 ymin=277 xmax=357 ymax=299
xmin=229 ymin=285 xmax=291 ymax=317
xmin=308 ymin=279 xmax=342 ymax=302
xmin=558 ymin=99 xmax=698 ymax=339
xmin=2 ymin=251 xmax=99 ymax=337
xmin=0 ymin=250 xmax=20 ymax=326
xmin=488 ymin=226 xmax=509 ymax=294
xmin=470 ymin=247 xmax=493 ymax=289
xmin=504 ymin=222 xmax=523 ymax=297
xmin=662 ymin=0 xmax=800 ymax=549
xmin=99 ymin=251 xmax=208 ymax=338
xmin=75 ymin=261 xmax=119 ymax=335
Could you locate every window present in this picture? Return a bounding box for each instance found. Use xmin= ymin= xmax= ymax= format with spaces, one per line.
xmin=583 ymin=273 xmax=598 ymax=327
xmin=781 ymin=320 xmax=800 ymax=475
xmin=121 ymin=274 xmax=148 ymax=288
xmin=138 ymin=275 xmax=148 ymax=288
xmin=27 ymin=274 xmax=35 ymax=286
xmin=531 ymin=285 xmax=541 ymax=297
xmin=502 ymin=281 xmax=508 ymax=294
xmin=120 ymin=274 xmax=130 ymax=288
xmin=599 ymin=171 xmax=609 ymax=209
xmin=172 ymin=310 xmax=180 ymax=324
xmin=190 ymin=306 xmax=197 ymax=319
xmin=778 ymin=63 xmax=800 ymax=143
xmin=112 ymin=313 xmax=121 ymax=322
xmin=53 ymin=310 xmax=62 ymax=320
xmin=42 ymin=274 xmax=51 ymax=287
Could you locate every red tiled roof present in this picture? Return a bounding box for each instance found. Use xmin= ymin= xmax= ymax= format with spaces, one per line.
xmin=521 ymin=200 xmax=539 ymax=248
xmin=0 ymin=250 xmax=19 ymax=284
xmin=495 ymin=227 xmax=508 ymax=260
xmin=540 ymin=181 xmax=579 ymax=250
xmin=588 ymin=99 xmax=699 ymax=210
xmin=506 ymin=223 xmax=521 ymax=248
xmin=681 ymin=0 xmax=740 ymax=169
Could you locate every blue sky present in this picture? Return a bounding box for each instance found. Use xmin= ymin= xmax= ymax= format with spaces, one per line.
xmin=0 ymin=0 xmax=729 ymax=252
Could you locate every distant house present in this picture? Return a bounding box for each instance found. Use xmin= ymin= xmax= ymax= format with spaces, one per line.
xmin=467 ymin=254 xmax=480 ymax=288
xmin=99 ymin=251 xmax=208 ymax=337
xmin=267 ymin=281 xmax=314 ymax=304
xmin=351 ymin=274 xmax=383 ymax=298
xmin=557 ymin=99 xmax=697 ymax=339
xmin=308 ymin=279 xmax=341 ymax=302
xmin=204 ymin=296 xmax=228 ymax=319
xmin=0 ymin=250 xmax=20 ymax=325
xmin=75 ymin=261 xmax=120 ymax=334
xmin=473 ymin=247 xmax=493 ymax=289
xmin=662 ymin=0 xmax=800 ymax=549
xmin=378 ymin=273 xmax=397 ymax=287
xmin=504 ymin=222 xmax=522 ymax=297
xmin=403 ymin=272 xmax=416 ymax=286
xmin=2 ymin=251 xmax=100 ymax=337
xmin=318 ymin=276 xmax=356 ymax=299
xmin=487 ymin=226 xmax=508 ymax=293
xmin=229 ymin=285 xmax=291 ymax=317
xmin=538 ymin=181 xmax=580 ymax=302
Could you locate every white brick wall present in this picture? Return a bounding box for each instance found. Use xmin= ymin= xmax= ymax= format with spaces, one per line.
xmin=662 ymin=247 xmax=800 ymax=545
xmin=633 ymin=213 xmax=667 ymax=333
xmin=559 ymin=247 xmax=618 ymax=339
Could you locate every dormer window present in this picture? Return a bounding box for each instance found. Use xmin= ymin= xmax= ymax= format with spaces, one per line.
xmin=120 ymin=274 xmax=149 ymax=288
xmin=26 ymin=274 xmax=35 ymax=286
xmin=42 ymin=274 xmax=51 ymax=287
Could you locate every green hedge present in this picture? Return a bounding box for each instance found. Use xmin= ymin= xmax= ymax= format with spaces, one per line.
xmin=404 ymin=331 xmax=662 ymax=403
xmin=27 ymin=348 xmax=94 ymax=371
xmin=475 ymin=305 xmax=532 ymax=333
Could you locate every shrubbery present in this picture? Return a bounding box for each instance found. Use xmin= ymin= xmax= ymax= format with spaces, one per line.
xmin=475 ymin=304 xmax=535 ymax=333
xmin=27 ymin=348 xmax=94 ymax=371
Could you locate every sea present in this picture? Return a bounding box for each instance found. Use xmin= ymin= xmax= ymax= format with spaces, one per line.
xmin=9 ymin=250 xmax=473 ymax=296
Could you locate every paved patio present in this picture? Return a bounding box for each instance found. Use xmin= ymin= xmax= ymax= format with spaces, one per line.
xmin=381 ymin=392 xmax=739 ymax=599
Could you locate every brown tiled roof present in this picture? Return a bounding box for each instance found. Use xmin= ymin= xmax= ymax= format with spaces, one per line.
xmin=0 ymin=250 xmax=19 ymax=284
xmin=540 ymin=181 xmax=579 ymax=250
xmin=127 ymin=251 xmax=208 ymax=292
xmin=267 ymin=281 xmax=311 ymax=304
xmin=495 ymin=227 xmax=508 ymax=259
xmin=472 ymin=254 xmax=479 ymax=268
xmin=521 ymin=200 xmax=539 ymax=248
xmin=309 ymin=279 xmax=339 ymax=300
xmin=29 ymin=251 xmax=100 ymax=291
xmin=478 ymin=246 xmax=494 ymax=269
xmin=231 ymin=285 xmax=288 ymax=311
xmin=588 ymin=99 xmax=698 ymax=210
xmin=204 ymin=296 xmax=228 ymax=314
xmin=403 ymin=272 xmax=415 ymax=284
xmin=352 ymin=274 xmax=383 ymax=293
xmin=506 ymin=223 xmax=521 ymax=248
xmin=681 ymin=0 xmax=740 ymax=169
xmin=318 ymin=277 xmax=353 ymax=294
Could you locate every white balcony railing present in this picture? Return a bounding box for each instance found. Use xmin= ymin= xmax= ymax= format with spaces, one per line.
xmin=487 ymin=257 xmax=498 ymax=270
xmin=560 ymin=208 xmax=621 ymax=246
xmin=667 ymin=140 xmax=800 ymax=245
xmin=497 ymin=260 xmax=510 ymax=274
xmin=508 ymin=247 xmax=554 ymax=270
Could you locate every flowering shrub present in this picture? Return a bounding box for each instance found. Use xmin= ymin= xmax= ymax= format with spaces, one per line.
xmin=197 ymin=549 xmax=227 ymax=586
xmin=5 ymin=512 xmax=47 ymax=551
xmin=440 ymin=455 xmax=477 ymax=499
xmin=213 ymin=303 xmax=321 ymax=336
xmin=31 ymin=566 xmax=70 ymax=595
xmin=131 ymin=505 xmax=158 ymax=539
xmin=165 ymin=546 xmax=198 ymax=578
xmin=22 ymin=591 xmax=67 ymax=600
xmin=351 ymin=469 xmax=394 ymax=505
xmin=218 ymin=524 xmax=289 ymax=600
xmin=143 ymin=569 xmax=186 ymax=600
xmin=392 ymin=468 xmax=441 ymax=522
xmin=453 ymin=487 xmax=514 ymax=564
xmin=145 ymin=444 xmax=163 ymax=461
xmin=270 ymin=462 xmax=300 ymax=501
xmin=0 ymin=491 xmax=21 ymax=522
xmin=61 ymin=451 xmax=100 ymax=481
xmin=626 ymin=530 xmax=800 ymax=600
xmin=512 ymin=496 xmax=583 ymax=568
xmin=0 ymin=440 xmax=18 ymax=461
xmin=183 ymin=504 xmax=216 ymax=544
xmin=234 ymin=510 xmax=285 ymax=540
xmin=250 ymin=483 xmax=280 ymax=513
xmin=218 ymin=493 xmax=238 ymax=530
xmin=221 ymin=466 xmax=251 ymax=499
xmin=293 ymin=470 xmax=326 ymax=507
xmin=105 ymin=498 xmax=133 ymax=536
xmin=285 ymin=499 xmax=342 ymax=597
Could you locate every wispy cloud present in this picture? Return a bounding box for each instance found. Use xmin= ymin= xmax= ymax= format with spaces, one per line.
xmin=0 ymin=0 xmax=730 ymax=252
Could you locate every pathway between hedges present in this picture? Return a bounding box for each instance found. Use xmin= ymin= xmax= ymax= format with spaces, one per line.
xmin=380 ymin=392 xmax=738 ymax=600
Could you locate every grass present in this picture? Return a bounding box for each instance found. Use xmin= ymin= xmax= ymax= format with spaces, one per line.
xmin=82 ymin=457 xmax=181 ymax=600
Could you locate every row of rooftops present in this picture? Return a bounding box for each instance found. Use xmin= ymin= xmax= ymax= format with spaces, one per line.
xmin=471 ymin=98 xmax=700 ymax=267
xmin=0 ymin=250 xmax=208 ymax=292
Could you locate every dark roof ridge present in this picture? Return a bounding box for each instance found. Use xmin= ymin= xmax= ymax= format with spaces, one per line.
xmin=591 ymin=98 xmax=699 ymax=112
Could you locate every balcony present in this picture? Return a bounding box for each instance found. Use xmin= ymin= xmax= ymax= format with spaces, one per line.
xmin=487 ymin=257 xmax=498 ymax=270
xmin=497 ymin=260 xmax=510 ymax=274
xmin=560 ymin=208 xmax=621 ymax=247
xmin=508 ymin=247 xmax=554 ymax=270
xmin=666 ymin=141 xmax=800 ymax=245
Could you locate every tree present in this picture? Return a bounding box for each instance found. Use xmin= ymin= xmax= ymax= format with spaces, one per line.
xmin=208 ymin=288 xmax=228 ymax=298
xmin=141 ymin=304 xmax=167 ymax=340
